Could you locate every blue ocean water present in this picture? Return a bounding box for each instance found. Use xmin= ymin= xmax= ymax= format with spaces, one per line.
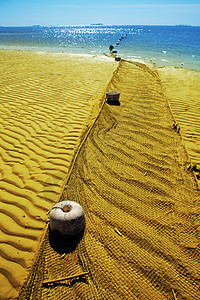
xmin=0 ymin=25 xmax=200 ymax=71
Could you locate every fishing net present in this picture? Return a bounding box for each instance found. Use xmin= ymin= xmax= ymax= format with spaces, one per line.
xmin=19 ymin=61 xmax=200 ymax=300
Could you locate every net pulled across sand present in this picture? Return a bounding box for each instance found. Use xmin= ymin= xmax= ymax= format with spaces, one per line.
xmin=19 ymin=61 xmax=200 ymax=299
xmin=0 ymin=51 xmax=200 ymax=300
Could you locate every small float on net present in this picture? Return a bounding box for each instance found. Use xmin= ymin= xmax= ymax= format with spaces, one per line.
xmin=106 ymin=91 xmax=120 ymax=106
xmin=109 ymin=45 xmax=114 ymax=52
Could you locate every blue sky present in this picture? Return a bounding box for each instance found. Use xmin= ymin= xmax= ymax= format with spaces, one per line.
xmin=0 ymin=0 xmax=200 ymax=26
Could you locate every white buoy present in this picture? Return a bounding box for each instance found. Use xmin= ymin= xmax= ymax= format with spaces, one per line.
xmin=49 ymin=201 xmax=85 ymax=235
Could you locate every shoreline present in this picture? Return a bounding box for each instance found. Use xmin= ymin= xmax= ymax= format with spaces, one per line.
xmin=1 ymin=24 xmax=199 ymax=71
xmin=1 ymin=47 xmax=200 ymax=72
xmin=0 ymin=49 xmax=200 ymax=299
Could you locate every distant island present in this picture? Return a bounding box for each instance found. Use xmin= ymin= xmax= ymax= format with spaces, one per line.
xmin=91 ymin=23 xmax=103 ymax=26
xmin=175 ymin=24 xmax=192 ymax=27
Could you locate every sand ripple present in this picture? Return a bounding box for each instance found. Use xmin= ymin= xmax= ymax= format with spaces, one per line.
xmin=0 ymin=50 xmax=117 ymax=299
xmin=20 ymin=61 xmax=200 ymax=299
xmin=158 ymin=67 xmax=200 ymax=168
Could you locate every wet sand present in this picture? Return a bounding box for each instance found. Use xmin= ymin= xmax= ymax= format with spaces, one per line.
xmin=0 ymin=51 xmax=200 ymax=299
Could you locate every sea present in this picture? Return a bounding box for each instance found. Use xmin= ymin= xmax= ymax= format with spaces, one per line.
xmin=0 ymin=25 xmax=200 ymax=71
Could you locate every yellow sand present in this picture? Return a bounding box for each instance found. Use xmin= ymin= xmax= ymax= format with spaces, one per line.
xmin=0 ymin=51 xmax=200 ymax=300
xmin=158 ymin=66 xmax=200 ymax=167
xmin=19 ymin=60 xmax=200 ymax=300
xmin=0 ymin=50 xmax=117 ymax=299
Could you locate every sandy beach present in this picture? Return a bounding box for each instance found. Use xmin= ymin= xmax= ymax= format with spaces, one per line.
xmin=158 ymin=66 xmax=200 ymax=169
xmin=0 ymin=50 xmax=200 ymax=299
xmin=0 ymin=50 xmax=117 ymax=299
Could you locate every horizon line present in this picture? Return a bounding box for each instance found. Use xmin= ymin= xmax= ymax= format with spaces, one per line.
xmin=50 ymin=4 xmax=200 ymax=8
xmin=0 ymin=24 xmax=198 ymax=27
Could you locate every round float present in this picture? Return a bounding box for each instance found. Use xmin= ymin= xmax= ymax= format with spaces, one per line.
xmin=49 ymin=200 xmax=85 ymax=235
